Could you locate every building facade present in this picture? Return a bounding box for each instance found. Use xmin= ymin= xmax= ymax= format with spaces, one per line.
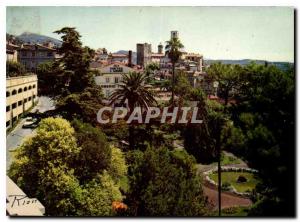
xmin=94 ymin=63 xmax=137 ymax=98
xmin=109 ymin=53 xmax=129 ymax=64
xmin=6 ymin=75 xmax=38 ymax=129
xmin=6 ymin=43 xmax=19 ymax=63
xmin=18 ymin=43 xmax=58 ymax=72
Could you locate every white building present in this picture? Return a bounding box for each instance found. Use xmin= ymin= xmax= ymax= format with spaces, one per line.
xmin=6 ymin=75 xmax=38 ymax=129
xmin=94 ymin=63 xmax=138 ymax=98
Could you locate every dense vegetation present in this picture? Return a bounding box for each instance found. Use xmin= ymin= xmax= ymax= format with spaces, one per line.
xmin=9 ymin=27 xmax=295 ymax=217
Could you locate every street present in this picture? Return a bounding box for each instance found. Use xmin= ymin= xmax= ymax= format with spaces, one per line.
xmin=6 ymin=96 xmax=55 ymax=170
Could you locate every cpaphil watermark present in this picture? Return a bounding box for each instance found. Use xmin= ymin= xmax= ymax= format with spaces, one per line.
xmin=97 ymin=107 xmax=203 ymax=124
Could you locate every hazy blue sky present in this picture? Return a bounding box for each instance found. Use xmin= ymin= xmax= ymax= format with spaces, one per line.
xmin=7 ymin=6 xmax=294 ymax=62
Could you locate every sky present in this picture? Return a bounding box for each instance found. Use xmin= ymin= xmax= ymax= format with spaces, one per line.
xmin=6 ymin=6 xmax=294 ymax=62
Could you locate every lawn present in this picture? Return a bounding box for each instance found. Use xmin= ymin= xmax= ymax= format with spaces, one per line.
xmin=210 ymin=172 xmax=259 ymax=193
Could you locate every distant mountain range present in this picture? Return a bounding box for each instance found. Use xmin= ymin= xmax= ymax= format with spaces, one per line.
xmin=204 ymin=59 xmax=293 ymax=71
xmin=15 ymin=32 xmax=62 ymax=47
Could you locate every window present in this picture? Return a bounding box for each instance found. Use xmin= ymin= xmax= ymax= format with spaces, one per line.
xmin=6 ymin=121 xmax=10 ymax=127
xmin=6 ymin=91 xmax=10 ymax=97
xmin=18 ymin=101 xmax=22 ymax=106
xmin=32 ymin=52 xmax=35 ymax=57
xmin=18 ymin=88 xmax=23 ymax=93
xmin=115 ymin=77 xmax=119 ymax=83
xmin=12 ymin=103 xmax=17 ymax=109
xmin=6 ymin=105 xmax=10 ymax=112
xmin=29 ymin=86 xmax=32 ymax=90
xmin=33 ymin=95 xmax=36 ymax=99
xmin=28 ymin=97 xmax=32 ymax=101
xmin=33 ymin=84 xmax=36 ymax=88
xmin=24 ymin=98 xmax=27 ymax=103
xmin=12 ymin=90 xmax=17 ymax=95
xmin=47 ymin=52 xmax=52 ymax=57
xmin=24 ymin=87 xmax=28 ymax=92
xmin=21 ymin=51 xmax=27 ymax=56
xmin=105 ymin=77 xmax=110 ymax=83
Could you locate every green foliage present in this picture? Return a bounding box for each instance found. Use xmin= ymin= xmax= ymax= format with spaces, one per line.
xmin=220 ymin=153 xmax=241 ymax=165
xmin=9 ymin=117 xmax=123 ymax=216
xmin=184 ymin=90 xmax=226 ymax=164
xmin=109 ymin=72 xmax=157 ymax=111
xmin=56 ymin=86 xmax=104 ymax=125
xmin=71 ymin=119 xmax=111 ymax=182
xmin=174 ymin=71 xmax=192 ymax=101
xmin=109 ymin=146 xmax=128 ymax=185
xmin=144 ymin=62 xmax=159 ymax=80
xmin=131 ymin=125 xmax=176 ymax=151
xmin=8 ymin=118 xmax=81 ymax=215
xmin=54 ymin=27 xmax=95 ymax=93
xmin=38 ymin=28 xmax=96 ymax=98
xmin=206 ymin=63 xmax=242 ymax=106
xmin=165 ymin=36 xmax=184 ymax=104
xmin=210 ymin=206 xmax=249 ymax=216
xmin=77 ymin=171 xmax=123 ymax=216
xmin=6 ymin=61 xmax=26 ymax=77
xmin=228 ymin=63 xmax=295 ymax=216
xmin=36 ymin=61 xmax=66 ymax=96
xmin=109 ymin=72 xmax=157 ymax=149
xmin=165 ymin=37 xmax=184 ymax=64
xmin=125 ymin=145 xmax=207 ymax=216
xmin=210 ymin=172 xmax=259 ymax=193
xmin=221 ymin=182 xmax=232 ymax=191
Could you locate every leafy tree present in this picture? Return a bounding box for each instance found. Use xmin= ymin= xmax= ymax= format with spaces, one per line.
xmin=229 ymin=63 xmax=295 ymax=216
xmin=109 ymin=146 xmax=128 ymax=182
xmin=183 ymin=88 xmax=225 ymax=163
xmin=77 ymin=171 xmax=123 ymax=216
xmin=56 ymin=86 xmax=104 ymax=125
xmin=8 ymin=118 xmax=81 ymax=216
xmin=125 ymin=145 xmax=207 ymax=216
xmin=71 ymin=119 xmax=111 ymax=183
xmin=9 ymin=117 xmax=125 ymax=216
xmin=165 ymin=37 xmax=184 ymax=104
xmin=174 ymin=71 xmax=192 ymax=102
xmin=206 ymin=63 xmax=242 ymax=106
xmin=109 ymin=72 xmax=157 ymax=149
xmin=36 ymin=61 xmax=67 ymax=96
xmin=145 ymin=62 xmax=159 ymax=78
xmin=6 ymin=61 xmax=26 ymax=77
xmin=54 ymin=27 xmax=95 ymax=94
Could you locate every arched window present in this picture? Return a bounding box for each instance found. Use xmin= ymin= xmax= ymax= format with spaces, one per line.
xmin=6 ymin=91 xmax=10 ymax=97
xmin=33 ymin=84 xmax=36 ymax=89
xmin=18 ymin=88 xmax=23 ymax=93
xmin=29 ymin=86 xmax=32 ymax=90
xmin=24 ymin=87 xmax=27 ymax=92
xmin=12 ymin=90 xmax=17 ymax=95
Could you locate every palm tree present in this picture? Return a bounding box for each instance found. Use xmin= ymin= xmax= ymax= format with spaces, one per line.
xmin=165 ymin=37 xmax=184 ymax=105
xmin=109 ymin=72 xmax=157 ymax=149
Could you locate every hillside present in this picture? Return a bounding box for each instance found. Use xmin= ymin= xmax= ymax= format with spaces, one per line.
xmin=16 ymin=32 xmax=62 ymax=47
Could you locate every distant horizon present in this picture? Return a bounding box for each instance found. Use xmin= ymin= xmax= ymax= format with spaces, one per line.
xmin=7 ymin=7 xmax=294 ymax=63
